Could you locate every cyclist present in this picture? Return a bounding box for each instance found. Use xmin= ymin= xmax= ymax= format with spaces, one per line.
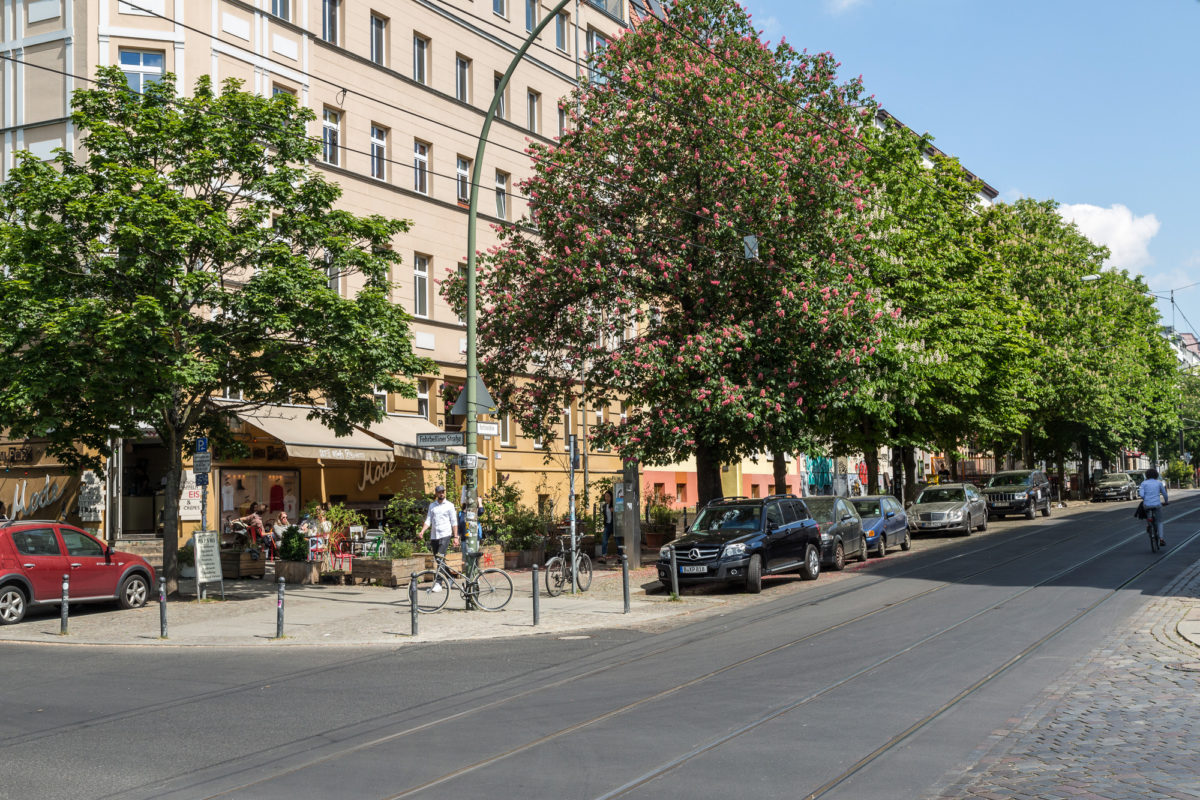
xmin=1138 ymin=467 xmax=1168 ymax=547
xmin=418 ymin=485 xmax=459 ymax=592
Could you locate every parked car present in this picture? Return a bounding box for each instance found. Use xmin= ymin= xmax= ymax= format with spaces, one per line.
xmin=908 ymin=483 xmax=987 ymax=535
xmin=981 ymin=469 xmax=1052 ymax=520
xmin=656 ymin=495 xmax=822 ymax=593
xmin=0 ymin=520 xmax=156 ymax=625
xmin=803 ymin=496 xmax=869 ymax=569
xmin=1124 ymin=470 xmax=1148 ymax=486
xmin=1092 ymin=472 xmax=1138 ymax=502
xmin=850 ymin=495 xmax=910 ymax=556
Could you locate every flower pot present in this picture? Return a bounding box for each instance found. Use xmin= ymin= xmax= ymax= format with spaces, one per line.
xmin=274 ymin=560 xmax=320 ymax=584
xmin=350 ymin=556 xmax=426 ymax=588
xmin=179 ymin=564 xmax=196 ymax=579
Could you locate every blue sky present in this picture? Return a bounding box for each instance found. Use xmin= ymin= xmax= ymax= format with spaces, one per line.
xmin=738 ymin=0 xmax=1200 ymax=334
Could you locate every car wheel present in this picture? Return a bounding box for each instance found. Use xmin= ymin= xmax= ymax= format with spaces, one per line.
xmin=800 ymin=545 xmax=820 ymax=581
xmin=1025 ymin=503 xmax=1037 ymax=520
xmin=876 ymin=535 xmax=887 ymax=557
xmin=745 ymin=554 xmax=763 ymax=594
xmin=118 ymin=574 xmax=150 ymax=610
xmin=830 ymin=542 xmax=846 ymax=571
xmin=1040 ymin=499 xmax=1051 ymax=517
xmin=859 ymin=536 xmax=870 ymax=562
xmin=900 ymin=530 xmax=911 ymax=551
xmin=962 ymin=512 xmax=973 ymax=536
xmin=0 ymin=585 xmax=27 ymax=625
xmin=977 ymin=513 xmax=988 ymax=532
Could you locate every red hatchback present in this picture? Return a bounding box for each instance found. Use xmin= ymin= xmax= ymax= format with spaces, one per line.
xmin=0 ymin=519 xmax=156 ymax=625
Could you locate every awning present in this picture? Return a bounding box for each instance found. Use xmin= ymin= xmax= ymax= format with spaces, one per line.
xmin=236 ymin=405 xmax=394 ymax=463
xmin=359 ymin=414 xmax=487 ymax=465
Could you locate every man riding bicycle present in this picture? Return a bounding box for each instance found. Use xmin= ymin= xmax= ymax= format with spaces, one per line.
xmin=1138 ymin=467 xmax=1168 ymax=547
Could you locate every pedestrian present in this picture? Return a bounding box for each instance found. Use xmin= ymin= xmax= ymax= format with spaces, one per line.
xmin=599 ymin=490 xmax=615 ymax=563
xmin=418 ymin=485 xmax=459 ymax=591
xmin=1138 ymin=467 xmax=1169 ymax=547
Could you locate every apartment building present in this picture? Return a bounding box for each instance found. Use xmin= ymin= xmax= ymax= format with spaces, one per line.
xmin=0 ymin=0 xmax=628 ymax=537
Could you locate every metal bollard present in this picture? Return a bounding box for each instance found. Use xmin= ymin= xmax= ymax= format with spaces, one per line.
xmin=409 ymin=573 xmax=418 ymax=636
xmin=275 ymin=577 xmax=285 ymax=639
xmin=60 ymin=573 xmax=69 ymax=635
xmin=621 ymin=553 xmax=630 ymax=614
xmin=159 ymin=580 xmax=168 ymax=639
xmin=532 ymin=564 xmax=540 ymax=626
xmin=669 ymin=545 xmax=680 ymax=597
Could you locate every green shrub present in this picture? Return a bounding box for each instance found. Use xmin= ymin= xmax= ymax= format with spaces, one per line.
xmin=176 ymin=546 xmax=194 ymax=567
xmin=389 ymin=540 xmax=415 ymax=559
xmin=278 ymin=525 xmax=308 ymax=562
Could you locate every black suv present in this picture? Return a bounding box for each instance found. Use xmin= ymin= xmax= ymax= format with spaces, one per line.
xmin=981 ymin=470 xmax=1052 ymax=520
xmin=656 ymin=495 xmax=822 ymax=594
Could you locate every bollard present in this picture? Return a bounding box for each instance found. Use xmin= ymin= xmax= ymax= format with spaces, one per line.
xmin=159 ymin=579 xmax=168 ymax=639
xmin=669 ymin=545 xmax=680 ymax=598
xmin=60 ymin=573 xmax=70 ymax=635
xmin=621 ymin=553 xmax=630 ymax=614
xmin=532 ymin=564 xmax=540 ymax=626
xmin=409 ymin=573 xmax=418 ymax=636
xmin=275 ymin=577 xmax=285 ymax=639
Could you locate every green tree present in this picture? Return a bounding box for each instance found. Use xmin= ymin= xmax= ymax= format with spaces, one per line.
xmin=0 ymin=70 xmax=434 ymax=593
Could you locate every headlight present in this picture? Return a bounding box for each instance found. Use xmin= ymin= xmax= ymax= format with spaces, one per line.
xmin=948 ymin=509 xmax=964 ymax=519
xmin=659 ymin=545 xmax=671 ymax=560
xmin=724 ymin=542 xmax=748 ymax=556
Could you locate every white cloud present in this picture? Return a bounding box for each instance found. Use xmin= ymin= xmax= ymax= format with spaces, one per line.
xmin=756 ymin=15 xmax=783 ymax=42
xmin=826 ymin=0 xmax=867 ymax=12
xmin=1057 ymin=203 xmax=1160 ymax=270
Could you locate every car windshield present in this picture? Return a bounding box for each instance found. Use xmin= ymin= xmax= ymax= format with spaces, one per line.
xmin=804 ymin=498 xmax=837 ymax=523
xmin=916 ymin=488 xmax=965 ymax=503
xmin=851 ymin=499 xmax=881 ymax=518
xmin=986 ymin=471 xmax=1030 ymax=487
xmin=692 ymin=505 xmax=761 ymax=532
xmin=1099 ymin=474 xmax=1128 ymax=485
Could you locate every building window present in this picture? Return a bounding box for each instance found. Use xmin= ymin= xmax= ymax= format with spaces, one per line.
xmin=370 ymin=14 xmax=388 ymax=66
xmin=494 ymin=73 xmax=506 ymax=119
xmin=676 ymin=484 xmax=687 ymax=504
xmin=325 ymin=250 xmax=340 ymax=293
xmin=456 ymin=56 xmax=471 ymax=103
xmin=500 ymin=413 xmax=511 ymax=445
xmin=413 ymin=140 xmax=430 ymax=194
xmin=525 ymin=0 xmax=536 ymax=31
xmin=322 ymin=0 xmax=340 ymax=44
xmin=321 ymin=108 xmax=340 ymax=165
xmin=457 ymin=157 xmax=471 ymax=204
xmin=587 ymin=28 xmax=609 ymax=83
xmin=373 ymin=386 xmax=388 ymax=411
xmin=495 ymin=170 xmax=509 ymax=219
xmin=555 ymin=11 xmax=569 ymax=51
xmin=413 ymin=255 xmax=429 ymax=318
xmin=370 ymin=125 xmax=387 ymax=181
xmin=223 ymin=386 xmax=244 ymax=401
xmin=417 ymin=379 xmax=430 ymax=419
xmin=119 ymin=49 xmax=163 ymax=93
xmin=527 ymin=90 xmax=540 ymax=133
xmin=272 ymin=84 xmax=296 ymax=97
xmin=493 ymin=0 xmax=507 ymax=17
xmin=271 ymin=0 xmax=290 ymax=21
xmin=557 ymin=104 xmax=567 ymax=137
xmin=413 ymin=35 xmax=429 ymax=84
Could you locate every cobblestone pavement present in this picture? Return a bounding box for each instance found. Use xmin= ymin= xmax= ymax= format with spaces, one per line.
xmin=927 ymin=559 xmax=1200 ymax=800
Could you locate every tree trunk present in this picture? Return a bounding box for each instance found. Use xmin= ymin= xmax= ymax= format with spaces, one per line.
xmin=864 ymin=447 xmax=879 ymax=497
xmin=773 ymin=451 xmax=788 ymax=496
xmin=903 ymin=446 xmax=918 ymax=505
xmin=161 ymin=428 xmax=183 ymax=597
xmin=949 ymin=452 xmax=960 ymax=481
xmin=1080 ymin=435 xmax=1091 ymax=499
xmin=892 ymin=446 xmax=904 ymax=502
xmin=1055 ymin=451 xmax=1066 ymax=502
xmin=695 ymin=443 xmax=723 ymax=507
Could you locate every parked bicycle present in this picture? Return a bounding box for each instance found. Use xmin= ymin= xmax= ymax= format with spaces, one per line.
xmin=544 ymin=534 xmax=593 ymax=596
xmin=412 ymin=553 xmax=514 ymax=613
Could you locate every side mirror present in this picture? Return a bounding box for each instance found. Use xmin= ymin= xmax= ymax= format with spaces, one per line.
xmin=885 ymin=511 xmax=896 ymax=519
xmin=840 ymin=514 xmax=852 ymax=522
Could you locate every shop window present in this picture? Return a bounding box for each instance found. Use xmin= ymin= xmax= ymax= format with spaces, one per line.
xmin=676 ymin=484 xmax=687 ymax=504
xmin=219 ymin=469 xmax=298 ymax=532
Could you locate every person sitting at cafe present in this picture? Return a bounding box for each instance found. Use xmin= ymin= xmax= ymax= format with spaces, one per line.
xmin=236 ymin=502 xmax=267 ymax=549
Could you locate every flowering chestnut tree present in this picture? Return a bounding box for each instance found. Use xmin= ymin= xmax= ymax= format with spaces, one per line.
xmin=447 ymin=0 xmax=886 ymax=503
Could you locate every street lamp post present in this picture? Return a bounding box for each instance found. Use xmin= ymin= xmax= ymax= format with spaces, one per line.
xmin=462 ymin=0 xmax=577 ymax=555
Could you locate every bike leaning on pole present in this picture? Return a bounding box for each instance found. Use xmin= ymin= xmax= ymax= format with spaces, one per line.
xmin=412 ymin=553 xmax=514 ymax=613
xmin=544 ymin=534 xmax=593 ymax=596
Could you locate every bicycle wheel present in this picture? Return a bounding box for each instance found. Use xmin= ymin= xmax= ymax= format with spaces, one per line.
xmin=545 ymin=556 xmax=566 ymax=597
xmin=411 ymin=569 xmax=449 ymax=613
xmin=574 ymin=553 xmax=593 ymax=592
xmin=471 ymin=568 xmax=514 ymax=611
xmin=1149 ymin=520 xmax=1160 ymax=553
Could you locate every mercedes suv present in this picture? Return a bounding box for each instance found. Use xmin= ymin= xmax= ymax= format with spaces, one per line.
xmin=656 ymin=495 xmax=822 ymax=594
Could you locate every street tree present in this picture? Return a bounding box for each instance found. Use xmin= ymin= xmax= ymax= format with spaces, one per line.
xmin=0 ymin=70 xmax=433 ymax=593
xmin=446 ymin=0 xmax=884 ymax=504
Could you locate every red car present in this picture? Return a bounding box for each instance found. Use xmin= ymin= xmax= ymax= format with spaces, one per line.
xmin=0 ymin=519 xmax=156 ymax=625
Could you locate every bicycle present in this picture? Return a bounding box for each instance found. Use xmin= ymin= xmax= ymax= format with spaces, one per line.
xmin=411 ymin=553 xmax=514 ymax=613
xmin=1146 ymin=506 xmax=1163 ymax=553
xmin=544 ymin=534 xmax=593 ymax=596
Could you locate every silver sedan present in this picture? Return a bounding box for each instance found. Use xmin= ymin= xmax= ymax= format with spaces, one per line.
xmin=906 ymin=483 xmax=988 ymax=536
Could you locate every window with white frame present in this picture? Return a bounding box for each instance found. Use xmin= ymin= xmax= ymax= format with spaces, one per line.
xmin=413 ymin=254 xmax=429 ymax=317
xmin=555 ymin=10 xmax=569 ymax=51
xmin=494 ymin=73 xmax=506 ymax=119
xmin=370 ymin=14 xmax=388 ymax=65
xmin=456 ymin=56 xmax=471 ymax=102
xmin=325 ymin=250 xmax=340 ymax=293
xmin=413 ymin=35 xmax=429 ymax=84
xmin=118 ymin=49 xmax=163 ymax=93
xmin=370 ymin=125 xmax=387 ymax=181
xmin=493 ymin=0 xmax=507 ymax=17
xmin=223 ymin=385 xmax=244 ymax=401
xmin=321 ymin=108 xmax=340 ymax=165
xmin=272 ymin=84 xmax=296 ymax=97
xmin=373 ymin=385 xmax=388 ymax=411
xmin=457 ymin=157 xmax=471 ymax=203
xmin=413 ymin=140 xmax=430 ymax=194
xmin=558 ymin=104 xmax=567 ymax=137
xmin=495 ymin=170 xmax=509 ymax=219
xmin=271 ymin=0 xmax=290 ymax=21
xmin=527 ymin=90 xmax=540 ymax=133
xmin=500 ymin=413 xmax=511 ymax=445
xmin=322 ymin=0 xmax=340 ymax=44
xmin=587 ymin=28 xmax=609 ymax=83
xmin=525 ymin=0 xmax=536 ymax=31
xmin=417 ymin=379 xmax=430 ymax=419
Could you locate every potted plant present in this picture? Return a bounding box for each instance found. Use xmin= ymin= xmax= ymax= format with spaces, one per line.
xmin=177 ymin=545 xmax=195 ymax=579
xmin=642 ymin=491 xmax=677 ymax=550
xmin=274 ymin=524 xmax=320 ymax=584
xmin=351 ymin=535 xmax=427 ymax=588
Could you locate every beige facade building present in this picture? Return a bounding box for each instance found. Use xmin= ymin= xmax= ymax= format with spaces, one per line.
xmin=1 ymin=0 xmax=629 ymax=538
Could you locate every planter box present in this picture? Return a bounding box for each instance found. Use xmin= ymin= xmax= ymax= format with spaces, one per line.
xmin=274 ymin=560 xmax=320 ymax=585
xmin=642 ymin=525 xmax=676 ymax=550
xmin=350 ymin=556 xmax=426 ymax=588
xmin=422 ymin=545 xmax=504 ymax=572
xmin=220 ymin=550 xmax=266 ymax=579
xmin=503 ymin=547 xmax=545 ymax=570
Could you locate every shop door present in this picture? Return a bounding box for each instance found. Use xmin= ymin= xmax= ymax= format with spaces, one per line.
xmin=59 ymin=526 xmax=120 ymax=598
xmin=9 ymin=527 xmax=68 ymax=602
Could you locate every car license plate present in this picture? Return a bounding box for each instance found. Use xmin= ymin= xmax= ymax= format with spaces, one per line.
xmin=919 ymin=521 xmax=937 ymax=528
xmin=680 ymin=565 xmax=706 ymax=574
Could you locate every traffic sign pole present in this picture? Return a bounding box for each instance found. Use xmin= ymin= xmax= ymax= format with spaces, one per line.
xmin=195 ymin=438 xmax=210 ymax=533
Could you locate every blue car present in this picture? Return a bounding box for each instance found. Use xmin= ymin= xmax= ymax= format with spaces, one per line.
xmin=850 ymin=495 xmax=910 ymax=557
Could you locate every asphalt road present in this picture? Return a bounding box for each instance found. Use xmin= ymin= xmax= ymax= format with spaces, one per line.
xmin=4 ymin=494 xmax=1199 ymax=800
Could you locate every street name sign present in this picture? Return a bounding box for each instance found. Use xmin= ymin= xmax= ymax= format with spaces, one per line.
xmin=416 ymin=431 xmax=465 ymax=448
xmin=477 ymin=421 xmax=499 ymax=437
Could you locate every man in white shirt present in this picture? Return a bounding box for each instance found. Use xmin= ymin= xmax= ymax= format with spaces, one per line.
xmin=419 ymin=485 xmax=459 ymax=591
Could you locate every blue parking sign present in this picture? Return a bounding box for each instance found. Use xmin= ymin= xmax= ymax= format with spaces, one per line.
xmin=196 ymin=437 xmax=208 ymax=453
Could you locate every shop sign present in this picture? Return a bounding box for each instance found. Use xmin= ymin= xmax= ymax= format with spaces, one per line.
xmin=179 ymin=470 xmax=202 ymax=521
xmin=0 ymin=444 xmax=34 ymax=466
xmin=194 ymin=531 xmax=223 ymax=585
xmin=78 ymin=470 xmax=105 ymax=523
xmin=357 ymin=459 xmax=397 ymax=491
xmin=10 ymin=474 xmax=66 ymax=519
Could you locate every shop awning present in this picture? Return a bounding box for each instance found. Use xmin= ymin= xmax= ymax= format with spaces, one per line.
xmin=359 ymin=414 xmax=487 ymax=465
xmin=236 ymin=406 xmax=394 ymax=463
